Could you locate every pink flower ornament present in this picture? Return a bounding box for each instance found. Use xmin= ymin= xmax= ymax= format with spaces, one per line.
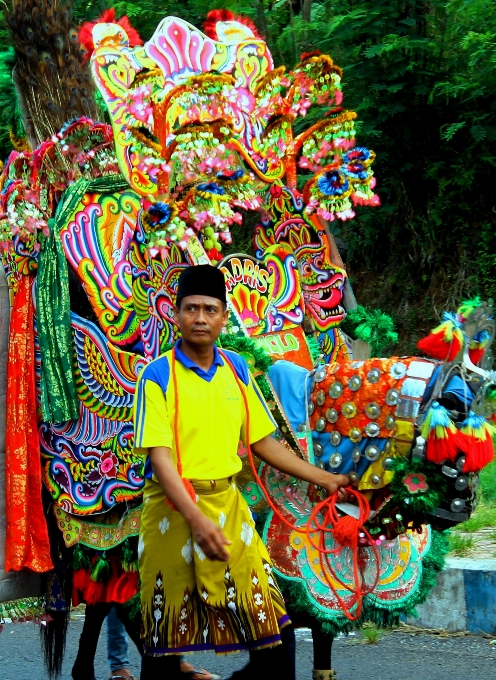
xmin=402 ymin=472 xmax=428 ymax=494
xmin=99 ymin=450 xmax=119 ymax=479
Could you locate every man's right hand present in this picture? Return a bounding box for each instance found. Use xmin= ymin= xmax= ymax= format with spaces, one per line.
xmin=188 ymin=512 xmax=232 ymax=562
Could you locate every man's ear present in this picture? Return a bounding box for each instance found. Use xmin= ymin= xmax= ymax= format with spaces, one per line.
xmin=173 ymin=305 xmax=179 ymax=326
xmin=223 ymin=306 xmax=229 ymax=325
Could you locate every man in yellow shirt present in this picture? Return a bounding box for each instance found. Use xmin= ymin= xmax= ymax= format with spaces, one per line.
xmin=134 ymin=265 xmax=349 ymax=680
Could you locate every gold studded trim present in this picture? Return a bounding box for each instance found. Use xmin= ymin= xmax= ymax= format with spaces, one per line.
xmin=54 ymin=505 xmax=141 ymax=549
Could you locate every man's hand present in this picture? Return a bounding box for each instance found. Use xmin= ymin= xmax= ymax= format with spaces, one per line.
xmin=252 ymin=435 xmax=356 ymax=499
xmin=319 ymin=472 xmax=351 ymax=498
xmin=149 ymin=446 xmax=232 ymax=561
xmin=188 ymin=513 xmax=232 ymax=562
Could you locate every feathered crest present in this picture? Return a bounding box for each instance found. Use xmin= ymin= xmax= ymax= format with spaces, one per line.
xmin=78 ymin=8 xmax=143 ymax=61
xmin=0 ymin=47 xmax=28 ymax=154
xmin=203 ymin=9 xmax=262 ymax=40
xmin=6 ymin=0 xmax=98 ymax=145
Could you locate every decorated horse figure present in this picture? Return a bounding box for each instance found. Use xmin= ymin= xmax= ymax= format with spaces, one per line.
xmin=0 ymin=4 xmax=494 ymax=680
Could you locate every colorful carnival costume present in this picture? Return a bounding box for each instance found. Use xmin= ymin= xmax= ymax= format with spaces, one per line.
xmin=0 ymin=5 xmax=495 ymax=680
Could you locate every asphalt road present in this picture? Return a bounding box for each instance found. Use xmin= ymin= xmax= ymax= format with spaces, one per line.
xmin=0 ymin=613 xmax=495 ymax=680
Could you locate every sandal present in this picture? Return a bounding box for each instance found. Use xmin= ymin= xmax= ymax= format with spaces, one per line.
xmin=109 ymin=676 xmax=136 ymax=680
xmin=180 ymin=660 xmax=221 ymax=679
xmin=312 ymin=672 xmax=337 ymax=680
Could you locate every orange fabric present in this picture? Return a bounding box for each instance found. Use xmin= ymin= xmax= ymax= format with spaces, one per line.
xmin=309 ymin=357 xmax=418 ymax=438
xmin=72 ymin=556 xmax=139 ymax=606
xmin=5 ymin=274 xmax=53 ymax=572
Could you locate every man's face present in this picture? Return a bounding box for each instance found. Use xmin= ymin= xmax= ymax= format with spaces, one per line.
xmin=174 ymin=295 xmax=229 ymax=347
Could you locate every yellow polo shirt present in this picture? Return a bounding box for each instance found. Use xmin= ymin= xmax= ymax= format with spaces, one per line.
xmin=133 ymin=342 xmax=276 ymax=480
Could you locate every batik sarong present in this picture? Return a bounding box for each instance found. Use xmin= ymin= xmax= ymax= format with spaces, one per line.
xmin=140 ymin=477 xmax=290 ymax=655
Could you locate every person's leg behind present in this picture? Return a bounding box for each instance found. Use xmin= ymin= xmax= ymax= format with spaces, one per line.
xmin=114 ymin=602 xmax=143 ymax=658
xmin=310 ymin=620 xmax=335 ymax=680
xmin=107 ymin=606 xmax=132 ymax=677
xmin=72 ymin=602 xmax=113 ymax=680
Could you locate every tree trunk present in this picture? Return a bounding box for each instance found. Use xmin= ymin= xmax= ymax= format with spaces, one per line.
xmin=302 ymin=0 xmax=312 ymax=23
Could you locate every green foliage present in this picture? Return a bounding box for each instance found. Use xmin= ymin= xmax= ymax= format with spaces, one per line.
xmin=480 ymin=458 xmax=496 ymax=503
xmin=449 ymin=532 xmax=475 ymax=556
xmin=217 ymin=333 xmax=274 ymax=400
xmin=304 ymin=0 xmax=496 ymax=343
xmin=454 ymin=498 xmax=496 ymax=533
xmin=361 ymin=622 xmax=383 ymax=644
xmin=72 ymin=0 xmax=217 ymax=40
xmin=341 ymin=304 xmax=398 ymax=357
xmin=0 ymin=22 xmax=25 ymax=159
xmin=453 ymin=459 xmax=496 ymax=534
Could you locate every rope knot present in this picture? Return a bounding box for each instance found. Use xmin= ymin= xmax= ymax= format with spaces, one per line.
xmin=332 ymin=514 xmax=361 ymax=548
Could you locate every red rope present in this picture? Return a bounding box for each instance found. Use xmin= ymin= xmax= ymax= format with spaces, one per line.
xmin=219 ymin=350 xmax=380 ymax=621
xmin=170 ymin=346 xmax=380 ymax=620
xmin=164 ymin=346 xmax=198 ymax=509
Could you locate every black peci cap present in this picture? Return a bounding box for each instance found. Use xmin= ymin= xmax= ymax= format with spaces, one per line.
xmin=176 ymin=265 xmax=227 ymax=306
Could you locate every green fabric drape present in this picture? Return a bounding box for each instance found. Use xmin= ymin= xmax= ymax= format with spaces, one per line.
xmin=36 ymin=213 xmax=79 ymax=423
xmin=36 ymin=174 xmax=130 ymax=423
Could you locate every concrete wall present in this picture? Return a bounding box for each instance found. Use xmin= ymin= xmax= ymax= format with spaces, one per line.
xmin=408 ymin=557 xmax=496 ymax=634
xmin=0 ymin=265 xmax=42 ymax=604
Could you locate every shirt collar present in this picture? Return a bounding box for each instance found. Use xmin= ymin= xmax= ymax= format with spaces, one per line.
xmin=174 ymin=340 xmax=224 ymax=381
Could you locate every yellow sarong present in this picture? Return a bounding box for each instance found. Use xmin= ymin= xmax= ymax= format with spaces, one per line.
xmin=140 ymin=477 xmax=290 ymax=655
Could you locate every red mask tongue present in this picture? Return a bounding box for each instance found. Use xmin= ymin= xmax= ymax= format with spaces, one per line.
xmin=313 ymin=287 xmax=342 ymax=310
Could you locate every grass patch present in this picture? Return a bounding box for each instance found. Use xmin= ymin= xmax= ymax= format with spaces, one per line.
xmin=455 ymin=501 xmax=496 ymax=533
xmin=361 ymin=622 xmax=382 ymax=644
xmin=453 ymin=460 xmax=496 ymax=534
xmin=480 ymin=459 xmax=496 ymax=503
xmin=449 ymin=533 xmax=475 ymax=557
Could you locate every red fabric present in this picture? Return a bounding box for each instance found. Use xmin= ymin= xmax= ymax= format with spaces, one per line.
xmin=72 ymin=555 xmax=139 ymax=606
xmin=4 ymin=275 xmax=53 ymax=572
xmin=469 ymin=348 xmax=485 ymax=365
xmin=424 ymin=428 xmax=462 ymax=465
xmin=459 ymin=432 xmax=495 ymax=473
xmin=417 ymin=330 xmax=462 ymax=361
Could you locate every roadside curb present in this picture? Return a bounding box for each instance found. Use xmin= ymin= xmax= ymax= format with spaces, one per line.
xmin=406 ymin=557 xmax=496 ymax=634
